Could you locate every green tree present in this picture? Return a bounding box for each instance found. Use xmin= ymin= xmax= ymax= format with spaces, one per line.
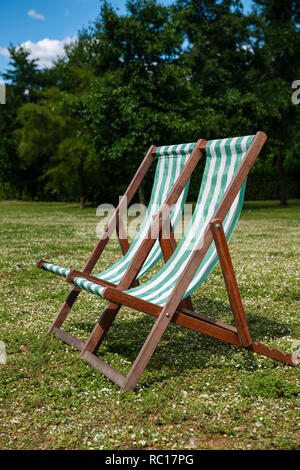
xmin=2 ymin=45 xmax=41 ymax=102
xmin=1 ymin=0 xmax=299 ymax=205
xmin=78 ymin=0 xmax=195 ymax=203
xmin=175 ymin=0 xmax=260 ymax=136
xmin=249 ymin=0 xmax=300 ymax=205
xmin=16 ymin=87 xmax=102 ymax=208
xmin=46 ymin=30 xmax=97 ymax=93
xmin=0 ymin=46 xmax=41 ymax=199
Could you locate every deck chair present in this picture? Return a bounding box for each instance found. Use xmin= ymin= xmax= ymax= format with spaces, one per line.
xmin=37 ymin=140 xmax=206 ymax=349
xmin=59 ymin=131 xmax=299 ymax=390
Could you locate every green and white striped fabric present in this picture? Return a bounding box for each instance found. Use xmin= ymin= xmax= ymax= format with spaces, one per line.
xmin=42 ymin=144 xmax=194 ymax=284
xmin=96 ymin=144 xmax=194 ymax=284
xmin=42 ymin=263 xmax=70 ymax=278
xmin=71 ymin=135 xmax=254 ymax=306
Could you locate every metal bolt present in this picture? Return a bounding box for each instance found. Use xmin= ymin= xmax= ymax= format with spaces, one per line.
xmin=215 ymin=223 xmax=221 ymax=230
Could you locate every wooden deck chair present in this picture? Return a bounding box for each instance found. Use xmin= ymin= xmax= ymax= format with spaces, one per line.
xmin=37 ymin=140 xmax=207 ymax=350
xmin=61 ymin=131 xmax=299 ymax=390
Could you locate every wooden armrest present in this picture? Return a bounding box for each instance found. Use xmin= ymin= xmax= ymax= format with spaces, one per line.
xmin=66 ymin=270 xmax=116 ymax=288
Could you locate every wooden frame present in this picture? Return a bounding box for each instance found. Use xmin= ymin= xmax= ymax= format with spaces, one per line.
xmin=39 ymin=140 xmax=207 ymax=353
xmin=72 ymin=132 xmax=298 ymax=390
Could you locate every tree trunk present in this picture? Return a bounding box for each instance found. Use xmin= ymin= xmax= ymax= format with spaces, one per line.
xmin=277 ymin=144 xmax=288 ymax=206
xmin=79 ymin=162 xmax=85 ymax=209
xmin=79 ymin=194 xmax=85 ymax=209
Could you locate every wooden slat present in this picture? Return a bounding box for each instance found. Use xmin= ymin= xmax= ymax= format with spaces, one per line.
xmin=80 ymin=350 xmax=127 ymax=388
xmin=179 ymin=308 xmax=237 ymax=333
xmin=79 ymin=302 xmax=121 ymax=355
xmin=250 ymin=342 xmax=299 ymax=366
xmin=171 ymin=312 xmax=240 ymax=346
xmin=53 ymin=327 xmax=84 ymax=351
xmin=159 ymin=214 xmax=177 ymax=263
xmin=116 ymin=214 xmax=130 ymax=255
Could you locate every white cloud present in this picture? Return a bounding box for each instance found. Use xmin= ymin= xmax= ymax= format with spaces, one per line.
xmin=0 ymin=47 xmax=10 ymax=59
xmin=0 ymin=37 xmax=76 ymax=69
xmin=27 ymin=9 xmax=45 ymax=20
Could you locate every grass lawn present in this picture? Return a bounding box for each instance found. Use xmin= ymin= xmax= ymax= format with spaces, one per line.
xmin=0 ymin=199 xmax=299 ymax=450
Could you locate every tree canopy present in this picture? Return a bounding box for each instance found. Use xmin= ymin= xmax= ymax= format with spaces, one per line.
xmin=0 ymin=0 xmax=299 ymax=206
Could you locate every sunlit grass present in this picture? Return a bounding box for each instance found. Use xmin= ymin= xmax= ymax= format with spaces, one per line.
xmin=0 ymin=200 xmax=299 ymax=450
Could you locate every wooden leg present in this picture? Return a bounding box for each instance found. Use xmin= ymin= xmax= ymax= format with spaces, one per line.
xmin=79 ymin=274 xmax=140 ymax=356
xmin=210 ymin=219 xmax=252 ymax=348
xmin=79 ymin=302 xmax=121 ymax=356
xmin=48 ymin=286 xmax=81 ymax=334
xmin=122 ymin=306 xmax=175 ymax=390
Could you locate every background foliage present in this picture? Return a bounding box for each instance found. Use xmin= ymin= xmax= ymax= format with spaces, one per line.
xmin=0 ymin=0 xmax=299 ymax=207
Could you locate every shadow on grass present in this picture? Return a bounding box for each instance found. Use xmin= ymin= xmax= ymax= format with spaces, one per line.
xmin=66 ymin=296 xmax=293 ymax=387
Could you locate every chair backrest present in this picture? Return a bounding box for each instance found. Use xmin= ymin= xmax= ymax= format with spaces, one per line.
xmin=98 ymin=143 xmax=195 ymax=284
xmin=125 ymin=135 xmax=255 ymax=305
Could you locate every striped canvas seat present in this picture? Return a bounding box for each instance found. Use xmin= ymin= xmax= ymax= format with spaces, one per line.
xmin=42 ymin=143 xmax=195 ymax=284
xmin=72 ymin=136 xmax=254 ymax=303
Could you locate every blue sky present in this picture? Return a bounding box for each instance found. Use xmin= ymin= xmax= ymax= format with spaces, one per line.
xmin=0 ymin=0 xmax=254 ymax=79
